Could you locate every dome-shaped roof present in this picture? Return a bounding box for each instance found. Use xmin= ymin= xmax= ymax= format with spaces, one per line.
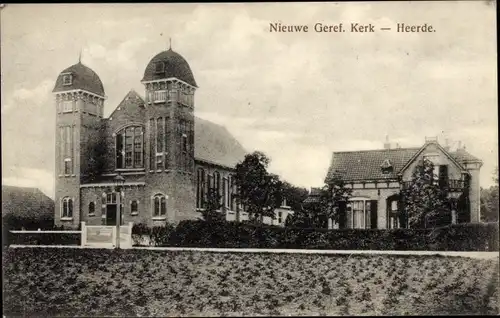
xmin=142 ymin=49 xmax=197 ymax=87
xmin=52 ymin=62 xmax=105 ymax=96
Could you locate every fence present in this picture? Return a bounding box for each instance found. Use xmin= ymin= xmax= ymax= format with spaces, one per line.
xmin=9 ymin=222 xmax=133 ymax=249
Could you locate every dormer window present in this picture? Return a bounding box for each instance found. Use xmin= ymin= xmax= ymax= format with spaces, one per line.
xmin=62 ymin=73 xmax=73 ymax=86
xmin=381 ymin=159 xmax=393 ymax=174
xmin=155 ymin=62 xmax=165 ymax=74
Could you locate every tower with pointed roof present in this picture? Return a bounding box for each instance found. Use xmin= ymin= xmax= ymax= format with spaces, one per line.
xmin=53 ymin=59 xmax=106 ymax=226
xmin=141 ymin=47 xmax=198 ymax=222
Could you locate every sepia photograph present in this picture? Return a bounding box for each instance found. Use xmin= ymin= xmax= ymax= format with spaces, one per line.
xmin=1 ymin=2 xmax=498 ymax=316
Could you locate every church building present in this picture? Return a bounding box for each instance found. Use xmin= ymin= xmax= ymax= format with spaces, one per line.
xmin=53 ymin=48 xmax=249 ymax=228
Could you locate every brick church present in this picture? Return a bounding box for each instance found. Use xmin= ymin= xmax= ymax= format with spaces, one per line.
xmin=53 ymin=48 xmax=250 ymax=228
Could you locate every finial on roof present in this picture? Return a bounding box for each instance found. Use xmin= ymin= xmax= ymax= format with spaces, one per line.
xmin=78 ymin=48 xmax=82 ymax=64
xmin=169 ymin=37 xmax=172 ymax=50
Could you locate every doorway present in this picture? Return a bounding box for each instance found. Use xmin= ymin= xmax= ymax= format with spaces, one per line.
xmin=106 ymin=204 xmax=117 ymax=226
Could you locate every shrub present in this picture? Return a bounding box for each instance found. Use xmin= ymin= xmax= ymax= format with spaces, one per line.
xmin=128 ymin=220 xmax=499 ymax=251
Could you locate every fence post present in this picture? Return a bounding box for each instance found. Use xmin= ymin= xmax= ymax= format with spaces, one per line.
xmin=81 ymin=222 xmax=86 ymax=247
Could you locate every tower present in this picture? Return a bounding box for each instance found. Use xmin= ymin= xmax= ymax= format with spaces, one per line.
xmin=53 ymin=60 xmax=106 ymax=228
xmin=141 ymin=47 xmax=197 ymax=223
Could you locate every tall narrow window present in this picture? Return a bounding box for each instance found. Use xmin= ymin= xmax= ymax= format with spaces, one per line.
xmin=61 ymin=197 xmax=73 ymax=218
xmin=149 ymin=119 xmax=155 ymax=170
xmin=125 ymin=127 xmax=133 ymax=167
xmin=156 ymin=117 xmax=164 ymax=170
xmin=152 ymin=194 xmax=167 ymax=217
xmin=224 ymin=178 xmax=229 ymax=209
xmin=131 ymin=200 xmax=138 ymax=215
xmin=134 ymin=127 xmax=143 ymax=168
xmin=164 ymin=117 xmax=169 ymax=170
xmin=62 ymin=126 xmax=73 ymax=175
xmin=214 ymin=171 xmax=221 ymax=205
xmin=197 ymin=168 xmax=205 ymax=209
xmin=88 ymin=202 xmax=95 ymax=216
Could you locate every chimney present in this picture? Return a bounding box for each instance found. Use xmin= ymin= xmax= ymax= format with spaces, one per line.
xmin=384 ymin=135 xmax=391 ymax=149
xmin=443 ymin=139 xmax=450 ymax=151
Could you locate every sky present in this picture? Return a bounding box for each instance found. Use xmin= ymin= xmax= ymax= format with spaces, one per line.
xmin=1 ymin=2 xmax=497 ymax=199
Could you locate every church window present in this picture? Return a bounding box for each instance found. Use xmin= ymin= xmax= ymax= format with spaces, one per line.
xmin=152 ymin=194 xmax=167 ymax=217
xmin=61 ymin=125 xmax=73 ymax=175
xmin=88 ymin=202 xmax=95 ymax=216
xmin=214 ymin=171 xmax=221 ymax=205
xmin=61 ymin=197 xmax=73 ymax=218
xmin=224 ymin=177 xmax=229 ymax=209
xmin=62 ymin=73 xmax=72 ymax=86
xmin=197 ymin=168 xmax=206 ymax=209
xmin=155 ymin=62 xmax=165 ymax=74
xmin=156 ymin=118 xmax=164 ymax=170
xmin=116 ymin=125 xmax=144 ymax=169
xmin=130 ymin=200 xmax=138 ymax=215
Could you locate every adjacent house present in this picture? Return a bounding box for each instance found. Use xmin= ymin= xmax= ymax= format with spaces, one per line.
xmin=324 ymin=137 xmax=482 ymax=229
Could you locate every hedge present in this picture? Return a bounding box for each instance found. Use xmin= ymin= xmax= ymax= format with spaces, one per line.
xmin=132 ymin=220 xmax=499 ymax=251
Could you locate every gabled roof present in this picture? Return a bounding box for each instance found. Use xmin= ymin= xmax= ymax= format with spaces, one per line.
xmin=2 ymin=185 xmax=54 ymax=218
xmin=108 ymin=89 xmax=145 ymax=120
xmin=194 ymin=117 xmax=247 ymax=168
xmin=325 ymin=147 xmax=420 ymax=182
xmin=325 ymin=141 xmax=483 ymax=183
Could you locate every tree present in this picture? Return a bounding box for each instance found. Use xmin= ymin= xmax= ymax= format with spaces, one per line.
xmin=288 ymin=177 xmax=352 ymax=229
xmin=401 ymin=158 xmax=450 ymax=228
xmin=281 ymin=181 xmax=309 ymax=212
xmin=233 ymin=151 xmax=284 ymax=223
xmin=480 ymin=167 xmax=499 ymax=222
xmin=200 ymin=188 xmax=225 ymax=223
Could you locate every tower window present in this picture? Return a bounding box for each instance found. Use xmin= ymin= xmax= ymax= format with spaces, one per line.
xmin=155 ymin=62 xmax=165 ymax=74
xmin=61 ymin=197 xmax=73 ymax=219
xmin=64 ymin=158 xmax=72 ymax=175
xmin=62 ymin=73 xmax=73 ymax=86
xmin=62 ymin=101 xmax=73 ymax=113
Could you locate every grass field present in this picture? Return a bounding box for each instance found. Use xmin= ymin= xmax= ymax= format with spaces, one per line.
xmin=3 ymin=247 xmax=499 ymax=316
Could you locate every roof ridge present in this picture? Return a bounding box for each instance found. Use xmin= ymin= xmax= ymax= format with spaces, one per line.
xmin=333 ymin=147 xmax=420 ymax=154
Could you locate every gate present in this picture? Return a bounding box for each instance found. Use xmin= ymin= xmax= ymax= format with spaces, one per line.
xmin=81 ymin=222 xmax=133 ymax=249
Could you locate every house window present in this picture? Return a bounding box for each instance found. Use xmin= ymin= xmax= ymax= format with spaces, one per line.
xmin=152 ymin=194 xmax=167 ymax=217
xmin=131 ymin=200 xmax=138 ymax=215
xmin=88 ymin=202 xmax=95 ymax=216
xmin=155 ymin=62 xmax=165 ymax=74
xmin=61 ymin=197 xmax=73 ymax=218
xmin=116 ymin=125 xmax=144 ymax=169
xmin=388 ymin=199 xmax=400 ymax=229
xmin=352 ymin=201 xmax=364 ymax=228
xmin=349 ymin=199 xmax=370 ymax=229
xmin=62 ymin=74 xmax=72 ymax=86
xmin=278 ymin=211 xmax=283 ymax=223
xmin=196 ymin=168 xmax=206 ymax=209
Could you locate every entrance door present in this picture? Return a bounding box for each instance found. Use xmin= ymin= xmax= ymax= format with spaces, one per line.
xmin=106 ymin=204 xmax=117 ymax=226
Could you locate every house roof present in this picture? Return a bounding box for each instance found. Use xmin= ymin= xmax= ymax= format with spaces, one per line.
xmin=142 ymin=49 xmax=197 ymax=87
xmin=303 ymin=187 xmax=322 ymax=204
xmin=53 ymin=62 xmax=105 ymax=96
xmin=2 ymin=185 xmax=54 ymax=218
xmin=325 ymin=147 xmax=420 ymax=182
xmin=325 ymin=143 xmax=482 ymax=183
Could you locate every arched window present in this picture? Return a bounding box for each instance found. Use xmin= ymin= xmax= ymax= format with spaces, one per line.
xmin=196 ymin=168 xmax=205 ymax=209
xmin=116 ymin=125 xmax=144 ymax=169
xmin=88 ymin=202 xmax=95 ymax=215
xmin=152 ymin=194 xmax=167 ymax=217
xmin=131 ymin=200 xmax=138 ymax=215
xmin=61 ymin=197 xmax=73 ymax=218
